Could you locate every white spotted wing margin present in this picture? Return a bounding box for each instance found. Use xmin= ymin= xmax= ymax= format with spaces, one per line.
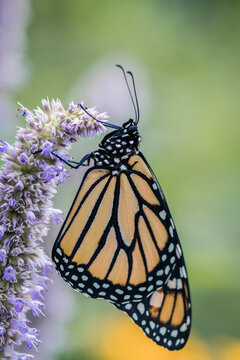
xmin=113 ymin=251 xmax=191 ymax=351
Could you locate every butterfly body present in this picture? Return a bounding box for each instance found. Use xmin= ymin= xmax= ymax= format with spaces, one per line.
xmin=51 ymin=67 xmax=191 ymax=350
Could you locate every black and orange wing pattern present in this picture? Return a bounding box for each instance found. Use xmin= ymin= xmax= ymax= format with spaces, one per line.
xmin=52 ymin=115 xmax=192 ymax=349
xmin=114 ymin=245 xmax=191 ymax=350
xmin=52 ymin=152 xmax=180 ymax=305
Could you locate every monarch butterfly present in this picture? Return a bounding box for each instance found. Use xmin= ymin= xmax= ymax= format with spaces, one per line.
xmin=51 ymin=65 xmax=191 ymax=350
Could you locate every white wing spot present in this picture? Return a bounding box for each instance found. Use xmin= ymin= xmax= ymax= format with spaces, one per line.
xmin=169 ymin=226 xmax=174 ymax=238
xmin=177 ymin=279 xmax=183 ymax=289
xmin=147 ymin=285 xmax=154 ymax=292
xmin=132 ymin=313 xmax=138 ymax=321
xmin=180 ymin=323 xmax=187 ymax=332
xmin=170 ymin=218 xmax=175 ymax=229
xmin=162 ymin=255 xmax=167 ymax=262
xmin=54 ymin=257 xmax=59 ymax=263
xmin=99 ymin=291 xmax=106 ymax=296
xmin=168 ymin=278 xmax=177 ymax=289
xmin=176 ymin=244 xmax=182 ymax=257
xmin=115 ymin=289 xmax=124 ymax=294
xmin=165 ymin=265 xmax=170 ymax=275
xmin=152 ymin=183 xmax=158 ymax=190
xmin=103 ymin=283 xmax=109 ymax=288
xmin=157 ymin=269 xmax=163 ymax=276
xmin=150 ymin=321 xmax=155 ymax=329
xmin=82 ymin=275 xmax=88 ymax=281
xmin=137 ymin=303 xmax=145 ymax=314
xmin=159 ymin=210 xmax=166 ymax=220
xmin=134 ymin=294 xmax=142 ymax=299
xmin=56 ymin=248 xmax=62 ymax=256
xmin=181 ymin=266 xmax=187 ymax=278
xmin=120 ymin=165 xmax=127 ymax=171
xmin=93 ymin=282 xmax=100 ymax=289
xmin=125 ymin=303 xmax=132 ymax=310
xmin=168 ymin=243 xmax=174 ymax=253
xmin=145 ymin=327 xmax=150 ymax=335
xmin=160 ymin=327 xmax=166 ymax=335
xmin=171 ymin=330 xmax=178 ymax=337
xmin=71 ymin=275 xmax=78 ymax=281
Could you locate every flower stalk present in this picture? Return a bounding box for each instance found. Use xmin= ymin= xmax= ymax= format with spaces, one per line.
xmin=0 ymin=99 xmax=108 ymax=359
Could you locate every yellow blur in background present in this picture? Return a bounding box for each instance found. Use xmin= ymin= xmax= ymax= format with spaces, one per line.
xmin=1 ymin=0 xmax=240 ymax=359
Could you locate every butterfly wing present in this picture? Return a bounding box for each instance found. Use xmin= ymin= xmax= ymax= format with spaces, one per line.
xmin=114 ymin=247 xmax=191 ymax=350
xmin=52 ymin=152 xmax=187 ymax=307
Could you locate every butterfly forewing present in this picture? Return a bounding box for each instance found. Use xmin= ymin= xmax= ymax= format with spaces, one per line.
xmin=52 ymin=153 xmax=179 ymax=305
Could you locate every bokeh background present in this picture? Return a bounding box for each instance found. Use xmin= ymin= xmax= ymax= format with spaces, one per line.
xmin=1 ymin=0 xmax=240 ymax=359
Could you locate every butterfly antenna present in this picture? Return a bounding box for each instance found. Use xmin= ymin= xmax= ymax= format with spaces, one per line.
xmin=78 ymin=103 xmax=122 ymax=130
xmin=116 ymin=64 xmax=138 ymax=123
xmin=127 ymin=70 xmax=140 ymax=124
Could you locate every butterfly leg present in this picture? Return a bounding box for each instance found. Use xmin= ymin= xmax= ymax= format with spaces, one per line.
xmin=50 ymin=152 xmax=92 ymax=169
xmin=32 ymin=149 xmax=92 ymax=168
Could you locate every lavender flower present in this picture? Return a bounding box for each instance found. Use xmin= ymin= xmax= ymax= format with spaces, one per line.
xmin=50 ymin=209 xmax=64 ymax=225
xmin=0 ymin=141 xmax=9 ymax=153
xmin=0 ymin=248 xmax=6 ymax=264
xmin=41 ymin=141 xmax=53 ymax=157
xmin=2 ymin=266 xmax=17 ymax=282
xmin=0 ymin=225 xmax=5 ymax=240
xmin=0 ymin=98 xmax=108 ymax=358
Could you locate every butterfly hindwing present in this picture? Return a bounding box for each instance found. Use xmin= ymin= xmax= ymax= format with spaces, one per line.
xmin=114 ymin=248 xmax=191 ymax=351
xmin=52 ymin=153 xmax=180 ymax=305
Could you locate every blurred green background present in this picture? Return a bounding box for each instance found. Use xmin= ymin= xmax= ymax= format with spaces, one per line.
xmin=1 ymin=0 xmax=240 ymax=359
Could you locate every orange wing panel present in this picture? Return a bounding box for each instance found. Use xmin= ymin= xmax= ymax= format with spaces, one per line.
xmin=128 ymin=155 xmax=153 ymax=179
xmin=131 ymin=174 xmax=159 ymax=205
xmin=72 ymin=177 xmax=116 ymax=264
xmin=171 ymin=293 xmax=185 ymax=326
xmin=60 ymin=175 xmax=110 ymax=256
xmin=88 ymin=227 xmax=117 ymax=279
xmin=62 ymin=169 xmax=110 ymax=234
xmin=129 ymin=242 xmax=146 ymax=285
xmin=118 ymin=173 xmax=139 ymax=246
xmin=107 ymin=249 xmax=129 ymax=286
xmin=138 ymin=216 xmax=160 ymax=272
xmin=144 ymin=207 xmax=168 ymax=251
